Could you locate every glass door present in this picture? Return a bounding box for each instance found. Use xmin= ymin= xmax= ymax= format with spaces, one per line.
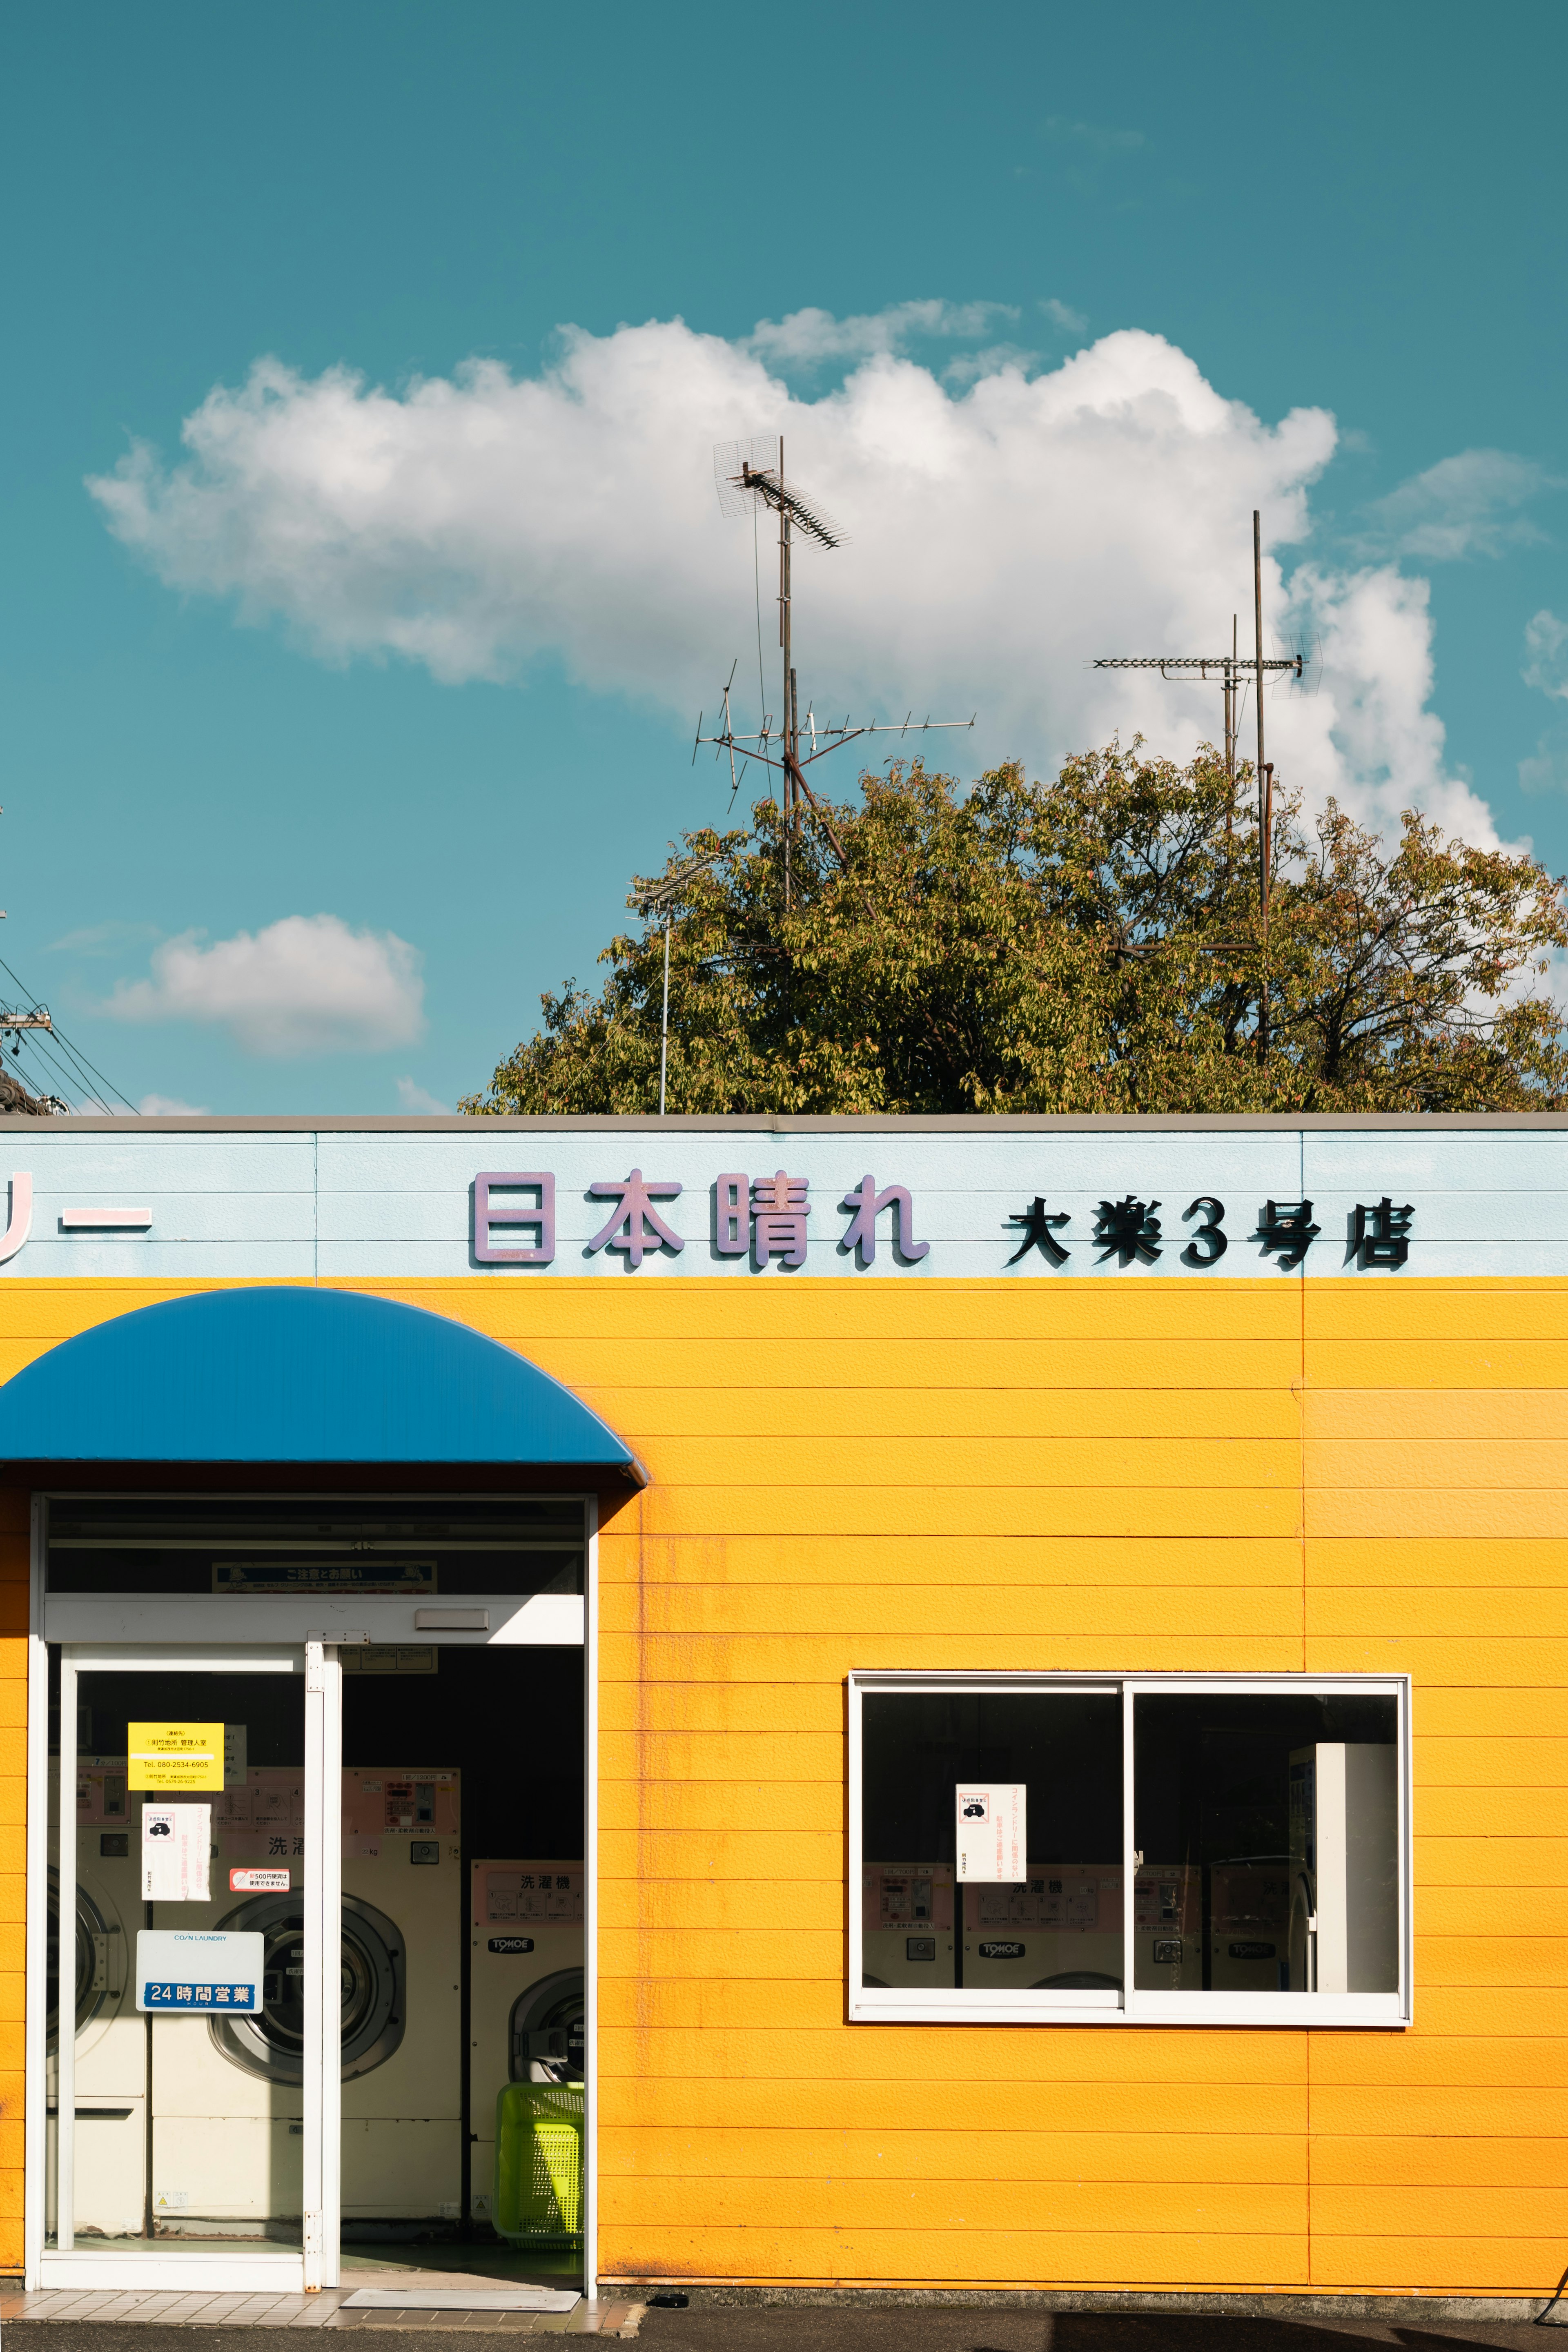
xmin=46 ymin=1642 xmax=339 ymax=2290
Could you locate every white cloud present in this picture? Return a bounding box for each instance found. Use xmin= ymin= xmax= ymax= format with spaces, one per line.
xmin=1519 ymin=738 xmax=1565 ymax=795
xmin=744 ymin=301 xmax=1018 ymax=367
xmin=1040 ymin=297 xmax=1087 ymax=333
xmin=1044 ymin=116 xmax=1145 ymax=154
xmin=1523 ymin=609 xmax=1568 ymax=701
xmin=137 ymin=1093 xmax=210 ymax=1115
xmin=102 ymin=914 xmax=424 ymax=1057
xmin=48 ymin=920 xmax=160 ymax=957
xmin=87 ymin=309 xmax=1510 ymax=848
xmin=1361 ymin=449 xmax=1558 ymax=561
xmin=395 ymin=1075 xmax=448 ymax=1114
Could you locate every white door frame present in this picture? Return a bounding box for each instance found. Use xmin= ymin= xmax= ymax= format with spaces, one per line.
xmin=36 ymin=1638 xmax=319 ymax=2293
xmin=24 ymin=1490 xmax=599 ymax=2299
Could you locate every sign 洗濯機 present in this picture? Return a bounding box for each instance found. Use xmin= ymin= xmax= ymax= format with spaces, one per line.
xmin=955 ymin=1784 xmax=1026 ymax=1882
xmin=129 ymin=1722 xmax=225 ymax=1791
xmin=136 ymin=1928 xmax=263 ymax=2013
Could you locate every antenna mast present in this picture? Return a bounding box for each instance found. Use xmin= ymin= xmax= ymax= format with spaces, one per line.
xmin=704 ymin=437 xmax=976 ymax=903
xmin=1092 ymin=513 xmax=1303 ymax=914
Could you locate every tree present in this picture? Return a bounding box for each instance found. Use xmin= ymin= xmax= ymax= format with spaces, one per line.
xmin=461 ymin=743 xmax=1568 ymax=1117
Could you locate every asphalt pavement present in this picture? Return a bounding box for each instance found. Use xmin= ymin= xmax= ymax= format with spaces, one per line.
xmin=8 ymin=2309 xmax=1566 ymax=2352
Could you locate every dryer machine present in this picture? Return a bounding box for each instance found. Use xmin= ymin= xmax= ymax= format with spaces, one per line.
xmin=468 ymin=1861 xmax=583 ymax=2224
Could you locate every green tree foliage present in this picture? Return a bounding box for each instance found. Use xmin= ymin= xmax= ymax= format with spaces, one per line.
xmin=462 ymin=744 xmax=1568 ymax=1116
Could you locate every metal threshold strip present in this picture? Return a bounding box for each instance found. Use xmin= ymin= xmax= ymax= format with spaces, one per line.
xmin=341 ymin=2290 xmax=582 ymax=2314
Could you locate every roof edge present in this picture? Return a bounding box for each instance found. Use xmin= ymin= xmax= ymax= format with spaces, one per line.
xmin=9 ymin=1113 xmax=1568 ymax=1134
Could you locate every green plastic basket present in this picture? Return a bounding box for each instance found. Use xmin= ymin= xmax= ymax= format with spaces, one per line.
xmin=494 ymin=2079 xmax=585 ymax=2245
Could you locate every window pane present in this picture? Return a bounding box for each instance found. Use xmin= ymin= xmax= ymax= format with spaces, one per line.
xmin=862 ymin=1693 xmax=1122 ymax=1993
xmin=1132 ymin=1691 xmax=1399 ymax=1993
xmin=53 ymin=1663 xmax=307 ymax=2249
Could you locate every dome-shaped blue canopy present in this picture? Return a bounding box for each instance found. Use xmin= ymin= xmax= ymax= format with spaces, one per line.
xmin=0 ymin=1285 xmax=641 ymax=1473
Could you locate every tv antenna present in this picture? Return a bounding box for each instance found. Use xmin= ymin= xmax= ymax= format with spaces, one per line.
xmin=1093 ymin=511 xmax=1305 ymax=915
xmin=697 ymin=436 xmax=976 ymax=902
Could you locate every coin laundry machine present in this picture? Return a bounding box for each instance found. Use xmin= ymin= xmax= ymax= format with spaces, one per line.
xmin=61 ymin=1761 xmax=461 ymax=2238
xmin=468 ymin=1860 xmax=584 ymax=2224
xmin=49 ymin=1758 xmax=142 ymax=2241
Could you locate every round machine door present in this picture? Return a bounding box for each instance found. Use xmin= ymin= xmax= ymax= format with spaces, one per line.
xmin=45 ymin=1867 xmax=117 ymax=2052
xmin=509 ymin=1969 xmax=585 ymax=2083
xmin=208 ymin=1891 xmax=405 ymax=2083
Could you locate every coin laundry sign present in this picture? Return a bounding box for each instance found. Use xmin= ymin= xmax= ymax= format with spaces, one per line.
xmin=136 ymin=1929 xmax=263 ymax=2014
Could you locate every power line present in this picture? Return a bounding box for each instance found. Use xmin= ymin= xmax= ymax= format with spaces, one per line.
xmin=0 ymin=954 xmax=138 ymax=1114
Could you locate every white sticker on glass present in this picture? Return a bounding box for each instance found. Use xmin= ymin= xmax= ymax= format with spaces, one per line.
xmin=141 ymin=1803 xmax=212 ymax=1902
xmin=955 ymin=1784 xmax=1026 ymax=1881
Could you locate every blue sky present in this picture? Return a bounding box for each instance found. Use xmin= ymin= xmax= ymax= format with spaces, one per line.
xmin=4 ymin=0 xmax=1566 ymax=1115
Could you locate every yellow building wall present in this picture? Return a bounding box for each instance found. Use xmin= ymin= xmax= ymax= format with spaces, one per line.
xmin=0 ymin=1273 xmax=1560 ymax=2296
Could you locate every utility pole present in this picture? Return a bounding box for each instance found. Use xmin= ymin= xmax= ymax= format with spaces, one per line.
xmin=658 ymin=914 xmax=671 ymax=1116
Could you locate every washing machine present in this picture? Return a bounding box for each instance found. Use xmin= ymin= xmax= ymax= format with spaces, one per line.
xmin=961 ymin=1863 xmax=1123 ymax=1990
xmin=860 ymin=1864 xmax=955 ymax=1986
xmin=959 ymin=1862 xmax=1201 ymax=1992
xmin=468 ymin=1860 xmax=583 ymax=2225
xmin=1209 ymin=1858 xmax=1292 ymax=1990
xmin=76 ymin=1762 xmax=461 ymax=2236
xmin=1131 ymin=1861 xmax=1202 ymax=1989
xmin=47 ymin=1757 xmax=145 ymax=2240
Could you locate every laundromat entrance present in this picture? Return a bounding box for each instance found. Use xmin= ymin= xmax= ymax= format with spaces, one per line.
xmin=35 ymin=1492 xmax=590 ymax=2296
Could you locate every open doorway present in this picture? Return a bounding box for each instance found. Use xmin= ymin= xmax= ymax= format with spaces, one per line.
xmin=340 ymin=1647 xmax=586 ymax=2288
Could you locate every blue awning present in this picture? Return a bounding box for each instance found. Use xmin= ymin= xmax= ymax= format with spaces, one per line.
xmin=0 ymin=1285 xmax=642 ymax=1474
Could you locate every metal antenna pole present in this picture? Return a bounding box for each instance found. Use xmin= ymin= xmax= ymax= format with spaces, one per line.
xmin=779 ymin=435 xmax=793 ymax=904
xmin=1254 ymin=510 xmax=1266 ymax=913
xmin=1254 ymin=511 xmax=1272 ymax=1067
xmin=658 ymin=914 xmax=671 ymax=1116
xmin=701 ymin=437 xmax=975 ymax=885
xmin=1228 ymin=615 xmax=1238 ymax=785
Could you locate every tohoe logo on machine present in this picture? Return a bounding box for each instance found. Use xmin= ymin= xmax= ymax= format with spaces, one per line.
xmin=488 ymin=1936 xmax=535 ymax=1954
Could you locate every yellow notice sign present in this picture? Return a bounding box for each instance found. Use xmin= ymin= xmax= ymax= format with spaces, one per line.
xmin=127 ymin=1721 xmax=225 ymax=1791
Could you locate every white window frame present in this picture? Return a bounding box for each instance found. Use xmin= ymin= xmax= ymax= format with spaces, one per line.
xmin=847 ymin=1669 xmax=1412 ymax=2030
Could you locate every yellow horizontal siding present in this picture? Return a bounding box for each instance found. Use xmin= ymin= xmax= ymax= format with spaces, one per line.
xmin=603 ymin=1535 xmax=1306 ymax=1586
xmin=592 ymin=1390 xmax=1307 ymax=1439
xmin=599 ymin=2177 xmax=1310 ymax=2233
xmin=1311 ymin=1541 xmax=1568 ymax=1590
xmin=597 ymin=2080 xmax=1311 ymax=2138
xmin=604 ymin=1635 xmax=1311 ymax=1679
xmin=599 ymin=2129 xmax=1311 ymax=2183
xmin=2 ymin=1267 xmax=1566 ymax=2296
xmin=626 ymin=1488 xmax=1306 ymax=1538
xmin=600 ymin=1586 xmax=1307 ymax=1638
xmin=1312 ymin=2137 xmax=1568 ymax=2188
xmin=595 ymin=2226 xmax=1312 ymax=2287
xmin=1304 ymin=2239 xmax=1568 ymax=2293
